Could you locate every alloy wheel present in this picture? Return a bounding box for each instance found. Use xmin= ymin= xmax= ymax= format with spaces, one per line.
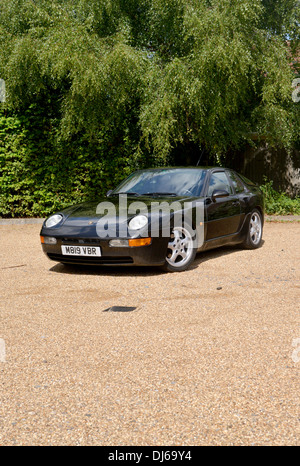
xmin=249 ymin=212 xmax=262 ymax=245
xmin=166 ymin=226 xmax=195 ymax=269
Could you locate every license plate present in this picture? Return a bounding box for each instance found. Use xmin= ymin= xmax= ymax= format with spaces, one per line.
xmin=61 ymin=245 xmax=101 ymax=257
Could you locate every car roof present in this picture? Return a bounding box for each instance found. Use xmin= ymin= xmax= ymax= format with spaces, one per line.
xmin=135 ymin=166 xmax=228 ymax=172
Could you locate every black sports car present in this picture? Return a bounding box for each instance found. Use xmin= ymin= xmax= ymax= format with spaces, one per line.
xmin=40 ymin=167 xmax=264 ymax=272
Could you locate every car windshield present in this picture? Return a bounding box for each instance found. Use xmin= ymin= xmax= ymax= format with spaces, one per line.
xmin=112 ymin=169 xmax=207 ymax=197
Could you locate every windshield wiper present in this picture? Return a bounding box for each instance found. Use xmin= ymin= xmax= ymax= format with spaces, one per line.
xmin=141 ymin=192 xmax=177 ymax=197
xmin=110 ymin=192 xmax=142 ymax=197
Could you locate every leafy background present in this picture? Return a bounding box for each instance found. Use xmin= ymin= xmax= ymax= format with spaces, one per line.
xmin=0 ymin=0 xmax=299 ymax=217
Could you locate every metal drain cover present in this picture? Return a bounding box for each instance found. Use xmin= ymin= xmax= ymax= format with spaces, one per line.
xmin=103 ymin=306 xmax=137 ymax=313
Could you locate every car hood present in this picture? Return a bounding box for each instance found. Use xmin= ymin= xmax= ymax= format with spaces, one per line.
xmin=42 ymin=194 xmax=204 ymax=233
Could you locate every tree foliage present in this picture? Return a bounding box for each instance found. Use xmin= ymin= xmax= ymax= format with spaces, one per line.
xmin=0 ymin=0 xmax=299 ymax=216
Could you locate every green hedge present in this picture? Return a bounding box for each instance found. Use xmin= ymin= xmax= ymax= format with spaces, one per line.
xmin=260 ymin=179 xmax=300 ymax=215
xmin=0 ymin=109 xmax=150 ymax=217
xmin=1 ymin=110 xmax=299 ymax=218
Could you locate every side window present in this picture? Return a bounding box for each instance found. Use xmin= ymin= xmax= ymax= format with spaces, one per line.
xmin=207 ymin=172 xmax=233 ymax=196
xmin=227 ymin=171 xmax=245 ymax=194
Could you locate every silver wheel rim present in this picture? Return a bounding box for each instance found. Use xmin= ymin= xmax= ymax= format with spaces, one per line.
xmin=166 ymin=226 xmax=194 ymax=268
xmin=249 ymin=212 xmax=262 ymax=245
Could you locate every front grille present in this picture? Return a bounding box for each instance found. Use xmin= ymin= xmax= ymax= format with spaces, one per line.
xmin=61 ymin=238 xmax=101 ymax=245
xmin=47 ymin=253 xmax=134 ymax=265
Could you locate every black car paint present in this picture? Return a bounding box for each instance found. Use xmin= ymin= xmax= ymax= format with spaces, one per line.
xmin=40 ymin=167 xmax=264 ymax=267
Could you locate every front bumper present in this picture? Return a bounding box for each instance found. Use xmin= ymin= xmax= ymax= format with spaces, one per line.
xmin=41 ymin=235 xmax=169 ymax=266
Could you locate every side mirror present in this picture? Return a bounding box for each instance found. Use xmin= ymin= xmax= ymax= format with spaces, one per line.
xmin=212 ymin=189 xmax=229 ymax=201
xmin=106 ymin=189 xmax=113 ymax=197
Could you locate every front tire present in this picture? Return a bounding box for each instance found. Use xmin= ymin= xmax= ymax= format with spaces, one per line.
xmin=242 ymin=209 xmax=263 ymax=249
xmin=161 ymin=224 xmax=197 ymax=272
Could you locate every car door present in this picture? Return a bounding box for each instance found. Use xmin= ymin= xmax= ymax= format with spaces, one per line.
xmin=226 ymin=169 xmax=249 ymax=226
xmin=205 ymin=170 xmax=241 ymax=240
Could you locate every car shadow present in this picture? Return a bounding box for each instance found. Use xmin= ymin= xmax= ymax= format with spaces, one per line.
xmin=189 ymin=240 xmax=265 ymax=270
xmin=48 ymin=240 xmax=264 ymax=277
xmin=49 ymin=262 xmax=163 ymax=277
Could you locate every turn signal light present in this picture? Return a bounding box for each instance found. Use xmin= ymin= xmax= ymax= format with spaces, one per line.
xmin=40 ymin=236 xmax=57 ymax=245
xmin=128 ymin=238 xmax=152 ymax=247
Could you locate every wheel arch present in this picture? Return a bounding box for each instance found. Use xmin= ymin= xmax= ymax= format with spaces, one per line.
xmin=254 ymin=205 xmax=264 ymax=225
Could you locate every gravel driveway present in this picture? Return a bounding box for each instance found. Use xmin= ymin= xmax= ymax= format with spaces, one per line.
xmin=0 ymin=222 xmax=299 ymax=445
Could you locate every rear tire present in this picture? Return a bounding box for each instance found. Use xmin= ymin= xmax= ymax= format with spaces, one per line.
xmin=242 ymin=209 xmax=263 ymax=249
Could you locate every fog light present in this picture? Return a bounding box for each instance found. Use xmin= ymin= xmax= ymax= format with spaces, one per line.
xmin=41 ymin=236 xmax=57 ymax=245
xmin=109 ymin=239 xmax=129 ymax=247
